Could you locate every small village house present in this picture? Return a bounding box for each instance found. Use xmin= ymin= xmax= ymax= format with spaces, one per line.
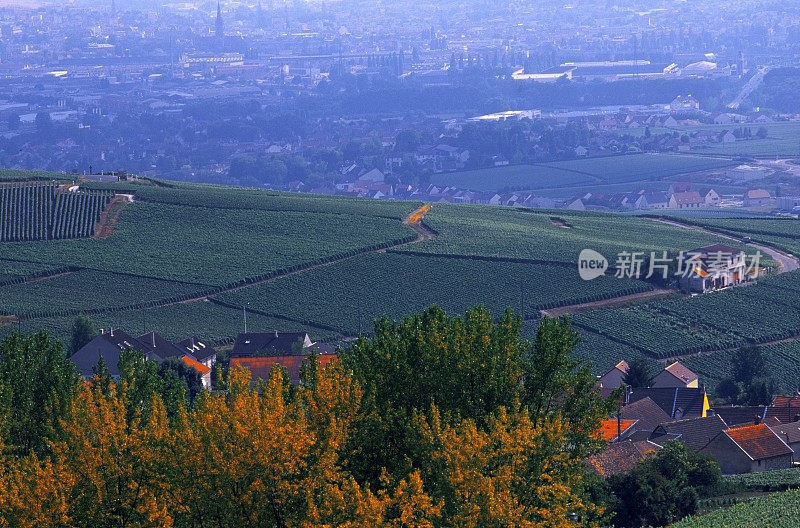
xmin=700 ymin=423 xmax=793 ymax=474
xmin=652 ymin=361 xmax=698 ymax=388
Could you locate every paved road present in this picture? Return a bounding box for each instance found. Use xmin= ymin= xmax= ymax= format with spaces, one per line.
xmin=653 ymin=217 xmax=799 ymax=273
xmin=728 ymin=66 xmax=770 ymax=109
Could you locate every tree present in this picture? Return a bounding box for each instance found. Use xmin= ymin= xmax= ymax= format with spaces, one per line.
xmin=0 ymin=332 xmax=79 ymax=456
xmin=622 ymin=356 xmax=653 ymax=388
xmin=733 ymin=345 xmax=765 ymax=385
xmin=69 ymin=314 xmax=96 ymax=355
xmin=608 ymin=441 xmax=721 ymax=528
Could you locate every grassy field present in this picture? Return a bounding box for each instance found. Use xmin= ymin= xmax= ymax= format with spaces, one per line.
xmin=431 ymin=154 xmax=738 ymax=192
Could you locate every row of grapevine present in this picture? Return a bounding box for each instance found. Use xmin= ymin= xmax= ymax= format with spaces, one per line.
xmin=0 ymin=182 xmax=55 ymax=241
xmin=0 ymin=182 xmax=113 ymax=242
xmin=51 ymin=191 xmax=113 ymax=239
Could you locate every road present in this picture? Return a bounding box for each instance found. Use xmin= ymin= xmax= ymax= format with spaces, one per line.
xmin=652 ymin=217 xmax=799 ymax=273
xmin=727 ymin=66 xmax=770 ymax=110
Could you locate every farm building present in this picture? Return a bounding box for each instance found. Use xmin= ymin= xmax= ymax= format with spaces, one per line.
xmin=678 ymin=244 xmax=750 ymax=293
xmin=700 ymin=423 xmax=793 ymax=474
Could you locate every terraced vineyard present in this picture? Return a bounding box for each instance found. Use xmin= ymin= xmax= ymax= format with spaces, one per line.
xmin=0 ymin=182 xmax=113 ymax=241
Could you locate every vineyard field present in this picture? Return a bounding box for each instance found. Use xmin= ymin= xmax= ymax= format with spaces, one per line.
xmin=120 ymin=182 xmax=421 ymax=220
xmin=0 ymin=182 xmax=112 ymax=241
xmin=431 ymin=154 xmax=737 ymax=192
xmin=214 ymin=252 xmax=654 ymax=335
xmin=404 ymin=203 xmax=747 ymax=264
xmin=0 ymin=201 xmax=414 ymax=285
xmin=674 ymin=489 xmax=800 ymax=528
xmin=683 ymin=340 xmax=800 ymax=394
xmin=574 ymin=270 xmax=800 ymax=360
xmin=0 ymin=300 xmax=341 ymax=347
xmin=0 ymin=270 xmax=202 ymax=318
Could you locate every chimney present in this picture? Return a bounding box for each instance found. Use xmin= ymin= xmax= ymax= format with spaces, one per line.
xmin=275 ymin=330 xmax=278 ymax=338
xmin=100 ymin=328 xmax=104 ymax=335
xmin=616 ymin=414 xmax=622 ymax=442
xmin=754 ymin=415 xmax=762 ymax=425
xmin=110 ymin=327 xmax=114 ymax=337
xmin=152 ymin=332 xmax=156 ymax=348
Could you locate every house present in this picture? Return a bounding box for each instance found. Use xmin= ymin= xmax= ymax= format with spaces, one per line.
xmin=718 ymin=130 xmax=736 ymax=143
xmin=230 ymin=353 xmax=338 ymax=385
xmin=678 ymin=244 xmax=749 ymax=293
xmin=649 ymin=415 xmax=728 ymax=450
xmin=71 ymin=329 xmax=213 ymax=384
xmin=663 ymin=116 xmax=679 ymax=128
xmin=575 ymin=145 xmax=588 ymax=157
xmin=357 ymin=168 xmax=385 ymax=183
xmin=668 ymin=190 xmax=704 ymax=209
xmin=700 ymin=423 xmax=793 ymax=474
xmin=711 ymin=406 xmax=770 ymax=427
xmin=598 ymin=360 xmax=628 ymax=389
xmin=769 ymin=422 xmax=800 ymax=460
xmin=627 ymin=387 xmax=710 ymax=419
xmin=176 ymin=336 xmax=216 ymax=369
xmin=699 ymin=188 xmax=722 ymax=206
xmin=652 ymin=361 xmax=699 ymax=388
xmin=744 ymin=188 xmax=773 ymax=207
xmin=618 ymin=397 xmax=673 ymax=440
xmin=180 ymin=355 xmax=212 ymax=388
xmin=640 ymin=191 xmax=669 ymax=209
xmin=137 ymin=331 xmax=189 ymax=361
xmin=231 ymin=331 xmax=333 ymax=358
xmin=585 ymin=440 xmax=661 ymax=478
xmin=70 ymin=328 xmax=152 ymax=379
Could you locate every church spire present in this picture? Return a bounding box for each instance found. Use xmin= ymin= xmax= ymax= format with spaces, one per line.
xmin=215 ymin=2 xmax=224 ymax=38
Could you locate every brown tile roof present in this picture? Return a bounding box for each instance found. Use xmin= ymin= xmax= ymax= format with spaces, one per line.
xmin=231 ymin=354 xmax=338 ymax=385
xmin=585 ymin=440 xmax=661 ymax=478
xmin=664 ymin=361 xmax=698 ymax=384
xmin=725 ymin=423 xmax=793 ymax=460
xmin=672 ymin=190 xmax=703 ymax=205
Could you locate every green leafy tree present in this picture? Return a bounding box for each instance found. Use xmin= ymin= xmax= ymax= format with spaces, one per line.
xmin=608 ymin=441 xmax=722 ymax=528
xmin=69 ymin=314 xmax=96 ymax=355
xmin=622 ymin=356 xmax=653 ymax=388
xmin=0 ymin=332 xmax=79 ymax=455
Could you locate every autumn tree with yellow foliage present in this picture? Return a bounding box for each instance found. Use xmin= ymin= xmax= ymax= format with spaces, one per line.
xmin=0 ymin=305 xmax=614 ymax=527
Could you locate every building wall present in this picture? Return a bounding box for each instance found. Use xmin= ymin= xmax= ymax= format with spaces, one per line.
xmin=701 ymin=434 xmax=752 ymax=474
xmin=751 ymin=455 xmax=792 ymax=473
xmin=652 ymin=371 xmax=696 ymax=388
xmin=599 ymin=368 xmax=626 ymax=389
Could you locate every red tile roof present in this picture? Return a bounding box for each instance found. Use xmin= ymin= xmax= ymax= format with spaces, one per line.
xmin=597 ymin=419 xmax=638 ymax=442
xmin=231 ymin=354 xmax=338 ymax=384
xmin=725 ymin=423 xmax=793 ymax=460
xmin=585 ymin=440 xmax=660 ymax=478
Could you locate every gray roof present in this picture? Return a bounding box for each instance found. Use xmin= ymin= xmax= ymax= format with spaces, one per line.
xmin=232 ymin=332 xmax=310 ymax=358
xmin=70 ymin=329 xmax=150 ymax=378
